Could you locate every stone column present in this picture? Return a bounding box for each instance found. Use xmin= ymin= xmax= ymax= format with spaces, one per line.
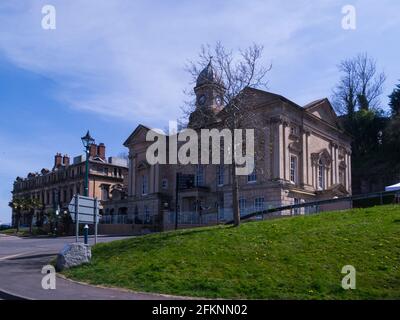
xmin=129 ymin=154 xmax=136 ymax=197
xmin=154 ymin=164 xmax=160 ymax=193
xmin=282 ymin=120 xmax=288 ymax=181
xmin=333 ymin=145 xmax=337 ymax=184
xmin=264 ymin=126 xmax=271 ymax=180
xmin=346 ymin=151 xmax=352 ymax=193
xmin=301 ymin=130 xmax=308 ymax=186
xmin=348 ymin=151 xmax=352 ymax=194
xmin=330 ymin=142 xmax=334 ymax=186
xmin=271 ymin=119 xmax=282 ymax=180
xmin=150 ymin=165 xmax=155 ymax=193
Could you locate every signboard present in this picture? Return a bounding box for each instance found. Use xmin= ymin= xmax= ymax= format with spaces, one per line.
xmin=68 ymin=194 xmax=101 ymax=244
xmin=68 ymin=195 xmax=100 ymax=224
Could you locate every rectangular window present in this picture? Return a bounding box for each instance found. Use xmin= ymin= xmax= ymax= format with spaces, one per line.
xmin=217 ymin=165 xmax=224 ymax=186
xmin=142 ymin=175 xmax=148 ymax=195
xmin=239 ymin=198 xmax=246 ymax=214
xmin=254 ymin=197 xmax=265 ymax=211
xmin=290 ymin=155 xmax=298 ymax=184
xmin=145 ymin=206 xmax=150 ymax=223
xmin=247 ymin=169 xmax=257 ymax=183
xmin=293 ymin=198 xmax=301 ymax=215
xmin=161 ymin=179 xmax=168 ymax=189
xmin=196 ymin=165 xmax=204 ymax=187
xmin=101 ymin=186 xmax=109 ymax=201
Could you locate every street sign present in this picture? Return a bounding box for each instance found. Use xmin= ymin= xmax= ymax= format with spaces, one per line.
xmin=68 ymin=195 xmax=100 ymax=224
xmin=68 ymin=194 xmax=101 ymax=244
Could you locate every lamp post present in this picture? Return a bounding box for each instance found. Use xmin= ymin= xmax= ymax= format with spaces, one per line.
xmin=54 ymin=205 xmax=60 ymax=237
xmin=81 ymin=131 xmax=95 ymax=197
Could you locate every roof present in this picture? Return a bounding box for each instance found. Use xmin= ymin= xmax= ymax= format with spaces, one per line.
xmin=196 ymin=60 xmax=224 ymax=87
xmin=303 ymin=99 xmax=326 ymax=109
xmin=123 ymin=124 xmax=152 ymax=147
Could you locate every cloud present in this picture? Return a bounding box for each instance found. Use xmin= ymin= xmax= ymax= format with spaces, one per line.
xmin=1 ymin=0 xmax=399 ymax=224
xmin=0 ymin=0 xmax=348 ymax=127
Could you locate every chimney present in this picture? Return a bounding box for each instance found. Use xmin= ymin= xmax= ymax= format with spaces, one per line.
xmin=63 ymin=154 xmax=70 ymax=166
xmin=54 ymin=153 xmax=62 ymax=168
xmin=89 ymin=144 xmax=98 ymax=158
xmin=97 ymin=143 xmax=106 ymax=160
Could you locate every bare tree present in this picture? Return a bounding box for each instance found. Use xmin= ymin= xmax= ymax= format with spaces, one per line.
xmin=332 ymin=53 xmax=386 ymax=116
xmin=184 ymin=42 xmax=271 ymax=226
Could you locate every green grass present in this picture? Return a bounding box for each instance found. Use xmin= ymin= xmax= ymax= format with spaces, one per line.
xmin=63 ymin=205 xmax=400 ymax=299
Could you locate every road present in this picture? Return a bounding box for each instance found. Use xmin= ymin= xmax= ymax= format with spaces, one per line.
xmin=0 ymin=234 xmax=126 ymax=261
xmin=0 ymin=234 xmax=180 ymax=300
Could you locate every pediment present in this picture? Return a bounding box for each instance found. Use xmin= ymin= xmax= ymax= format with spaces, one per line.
xmin=311 ymin=148 xmax=332 ymax=166
xmin=123 ymin=124 xmax=151 ymax=147
xmin=136 ymin=161 xmax=150 ymax=171
xmin=288 ymin=141 xmax=302 ymax=153
xmin=304 ymin=99 xmax=339 ymax=127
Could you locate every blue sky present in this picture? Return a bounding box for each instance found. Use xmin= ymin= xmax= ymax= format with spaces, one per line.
xmin=0 ymin=0 xmax=399 ymax=224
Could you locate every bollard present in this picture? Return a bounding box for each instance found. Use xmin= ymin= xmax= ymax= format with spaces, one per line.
xmin=84 ymin=224 xmax=89 ymax=245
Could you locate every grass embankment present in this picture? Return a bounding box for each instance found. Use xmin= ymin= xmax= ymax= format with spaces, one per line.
xmin=63 ymin=205 xmax=400 ymax=299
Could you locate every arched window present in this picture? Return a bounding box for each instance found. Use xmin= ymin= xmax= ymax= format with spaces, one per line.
xmin=318 ymin=159 xmax=325 ymax=190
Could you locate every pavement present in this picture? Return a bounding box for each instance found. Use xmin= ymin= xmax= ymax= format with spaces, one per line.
xmin=0 ymin=234 xmax=180 ymax=300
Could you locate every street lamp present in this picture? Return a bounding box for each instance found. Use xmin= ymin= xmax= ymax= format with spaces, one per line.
xmin=81 ymin=131 xmax=95 ymax=197
xmin=54 ymin=205 xmax=60 ymax=237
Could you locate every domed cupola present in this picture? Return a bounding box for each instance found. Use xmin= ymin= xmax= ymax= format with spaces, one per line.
xmin=190 ymin=60 xmax=226 ymax=129
xmin=196 ymin=60 xmax=223 ymax=87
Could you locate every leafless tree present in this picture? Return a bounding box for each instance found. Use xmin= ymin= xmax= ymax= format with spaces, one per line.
xmin=332 ymin=53 xmax=386 ymax=116
xmin=184 ymin=42 xmax=272 ymax=226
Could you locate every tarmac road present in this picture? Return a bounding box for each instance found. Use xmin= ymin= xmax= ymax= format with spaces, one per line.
xmin=0 ymin=234 xmax=181 ymax=300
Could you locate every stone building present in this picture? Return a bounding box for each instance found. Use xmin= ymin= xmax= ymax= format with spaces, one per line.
xmin=11 ymin=141 xmax=128 ymax=227
xmin=103 ymin=62 xmax=352 ymax=232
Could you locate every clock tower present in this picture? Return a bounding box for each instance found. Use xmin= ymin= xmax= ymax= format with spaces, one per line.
xmin=189 ymin=60 xmax=225 ymax=128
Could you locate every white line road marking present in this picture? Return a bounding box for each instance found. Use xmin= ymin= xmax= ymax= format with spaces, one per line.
xmin=0 ymin=251 xmax=34 ymax=261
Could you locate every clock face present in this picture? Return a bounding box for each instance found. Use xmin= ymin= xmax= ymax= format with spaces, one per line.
xmin=198 ymin=95 xmax=206 ymax=106
xmin=215 ymin=96 xmax=222 ymax=106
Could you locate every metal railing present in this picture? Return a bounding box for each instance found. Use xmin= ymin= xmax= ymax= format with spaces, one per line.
xmin=226 ymin=190 xmax=400 ymax=224
xmin=100 ymin=214 xmax=130 ymax=224
xmin=164 ymin=207 xmax=271 ymax=226
xmin=100 ymin=213 xmax=160 ymax=225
